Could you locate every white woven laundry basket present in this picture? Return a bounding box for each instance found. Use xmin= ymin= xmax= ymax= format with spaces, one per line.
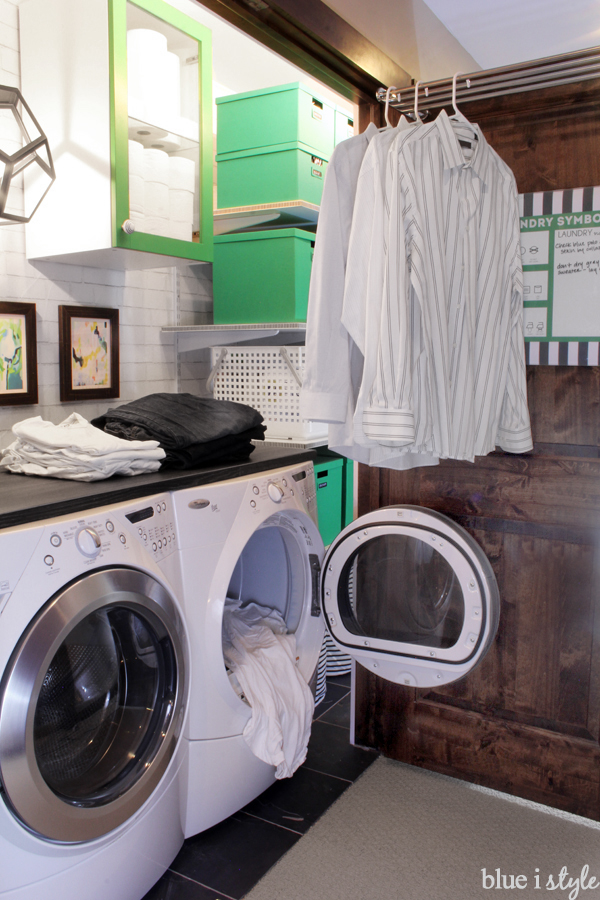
xmin=209 ymin=345 xmax=328 ymax=442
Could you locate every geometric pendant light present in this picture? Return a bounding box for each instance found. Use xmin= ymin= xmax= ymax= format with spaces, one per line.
xmin=0 ymin=84 xmax=55 ymax=224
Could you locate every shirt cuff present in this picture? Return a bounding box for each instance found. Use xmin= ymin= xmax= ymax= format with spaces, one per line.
xmin=299 ymin=390 xmax=347 ymax=423
xmin=496 ymin=425 xmax=533 ymax=454
xmin=362 ymin=406 xmax=416 ymax=445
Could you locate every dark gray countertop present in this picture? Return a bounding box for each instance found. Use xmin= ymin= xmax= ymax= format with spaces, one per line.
xmin=0 ymin=445 xmax=316 ymax=531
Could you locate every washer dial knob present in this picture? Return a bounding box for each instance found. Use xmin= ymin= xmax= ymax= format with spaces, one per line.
xmin=267 ymin=482 xmax=284 ymax=503
xmin=75 ymin=526 xmax=102 ymax=558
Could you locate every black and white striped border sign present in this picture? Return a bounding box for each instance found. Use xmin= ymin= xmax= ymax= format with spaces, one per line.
xmin=519 ymin=186 xmax=600 ymax=366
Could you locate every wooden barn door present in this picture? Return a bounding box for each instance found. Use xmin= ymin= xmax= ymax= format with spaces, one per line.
xmin=354 ymin=81 xmax=600 ymax=820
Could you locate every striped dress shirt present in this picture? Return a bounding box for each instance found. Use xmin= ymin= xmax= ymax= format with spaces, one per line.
xmin=349 ymin=110 xmax=532 ymax=462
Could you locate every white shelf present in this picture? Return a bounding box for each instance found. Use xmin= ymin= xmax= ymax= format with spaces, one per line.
xmin=213 ymin=201 xmax=319 ymax=235
xmin=162 ymin=322 xmax=306 ymax=351
xmin=256 ymin=436 xmax=328 ymax=450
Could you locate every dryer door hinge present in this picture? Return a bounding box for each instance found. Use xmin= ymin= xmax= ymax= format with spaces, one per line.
xmin=309 ymin=554 xmax=321 ymax=617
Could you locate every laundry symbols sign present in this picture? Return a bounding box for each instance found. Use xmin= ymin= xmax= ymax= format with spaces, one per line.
xmin=519 ymin=188 xmax=600 ymax=345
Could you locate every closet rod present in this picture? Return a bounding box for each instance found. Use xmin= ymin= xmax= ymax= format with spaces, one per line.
xmin=376 ymin=46 xmax=600 ymax=114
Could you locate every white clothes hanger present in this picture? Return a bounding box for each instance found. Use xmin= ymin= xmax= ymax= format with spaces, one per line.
xmin=450 ymin=71 xmax=477 ymax=145
xmin=408 ymin=81 xmax=429 ymax=123
xmin=450 ymin=73 xmax=475 ymax=125
xmin=413 ymin=80 xmax=422 ymax=122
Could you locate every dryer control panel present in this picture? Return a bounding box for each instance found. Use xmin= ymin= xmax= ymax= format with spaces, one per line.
xmin=291 ymin=463 xmax=318 ymax=526
xmin=246 ymin=463 xmax=317 ymax=526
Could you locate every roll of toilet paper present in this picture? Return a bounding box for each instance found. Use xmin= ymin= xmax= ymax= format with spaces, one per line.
xmin=145 ymin=215 xmax=170 ymax=237
xmin=130 ymin=213 xmax=146 ymax=233
xmin=179 ymin=56 xmax=200 ymax=123
xmin=149 ymin=133 xmax=182 ymax=154
xmin=145 ymin=181 xmax=169 ymax=217
xmin=169 ymin=188 xmax=194 ymax=223
xmin=127 ymin=28 xmax=168 ymax=60
xmin=127 ymin=29 xmax=168 ymax=123
xmin=128 ymin=139 xmax=145 ymax=177
xmin=144 ymin=148 xmax=169 ymax=185
xmin=169 ymin=220 xmax=192 ymax=241
xmin=168 ymin=156 xmax=195 ymax=192
xmin=165 ymin=51 xmax=181 ymax=119
xmin=129 ymin=173 xmax=145 ymax=215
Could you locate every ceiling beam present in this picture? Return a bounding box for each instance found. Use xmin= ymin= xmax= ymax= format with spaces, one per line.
xmin=194 ymin=0 xmax=412 ymax=104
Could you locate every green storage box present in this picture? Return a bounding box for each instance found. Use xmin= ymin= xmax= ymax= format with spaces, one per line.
xmin=216 ymin=82 xmax=336 ymax=157
xmin=334 ymin=107 xmax=355 ymax=145
xmin=213 ymin=228 xmax=314 ymax=324
xmin=314 ymin=454 xmax=354 ymax=546
xmin=216 ymin=143 xmax=328 ymax=209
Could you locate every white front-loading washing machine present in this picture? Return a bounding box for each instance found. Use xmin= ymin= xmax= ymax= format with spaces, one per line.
xmin=0 ymin=493 xmax=189 ymax=900
xmin=172 ymin=460 xmax=500 ymax=839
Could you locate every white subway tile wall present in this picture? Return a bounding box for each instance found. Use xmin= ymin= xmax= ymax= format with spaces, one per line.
xmin=0 ymin=0 xmax=214 ymax=449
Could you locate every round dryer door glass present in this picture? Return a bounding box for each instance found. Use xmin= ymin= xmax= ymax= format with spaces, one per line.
xmin=322 ymin=506 xmax=500 ymax=688
xmin=0 ymin=567 xmax=187 ymax=843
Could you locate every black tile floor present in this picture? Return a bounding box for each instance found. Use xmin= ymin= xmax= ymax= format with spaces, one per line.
xmin=143 ymin=675 xmax=379 ymax=900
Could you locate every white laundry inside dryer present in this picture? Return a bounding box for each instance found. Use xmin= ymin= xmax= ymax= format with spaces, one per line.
xmin=222 ymin=523 xmax=315 ymax=779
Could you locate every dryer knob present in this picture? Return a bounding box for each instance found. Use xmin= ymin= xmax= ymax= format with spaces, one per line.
xmin=267 ymin=482 xmax=284 ymax=503
xmin=76 ymin=526 xmax=102 ymax=558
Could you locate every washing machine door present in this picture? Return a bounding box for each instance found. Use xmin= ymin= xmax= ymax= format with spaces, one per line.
xmin=0 ymin=567 xmax=187 ymax=844
xmin=321 ymin=506 xmax=499 ymax=689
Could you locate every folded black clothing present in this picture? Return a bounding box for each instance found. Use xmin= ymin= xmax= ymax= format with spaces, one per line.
xmin=162 ymin=427 xmax=266 ymax=470
xmin=92 ymin=394 xmax=264 ymax=450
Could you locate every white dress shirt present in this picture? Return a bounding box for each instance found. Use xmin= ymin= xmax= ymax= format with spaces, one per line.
xmin=301 ymin=119 xmax=440 ymax=470
xmin=358 ymin=110 xmax=532 ymax=461
xmin=300 ymin=121 xmax=378 ymax=424
xmin=301 ymin=110 xmax=531 ymax=467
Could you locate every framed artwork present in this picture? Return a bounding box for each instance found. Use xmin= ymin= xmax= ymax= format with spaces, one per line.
xmin=0 ymin=300 xmax=38 ymax=406
xmin=58 ymin=305 xmax=119 ymax=402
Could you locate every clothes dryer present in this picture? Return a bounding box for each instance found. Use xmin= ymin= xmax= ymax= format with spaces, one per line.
xmin=172 ymin=460 xmax=500 ymax=839
xmin=0 ymin=493 xmax=188 ymax=900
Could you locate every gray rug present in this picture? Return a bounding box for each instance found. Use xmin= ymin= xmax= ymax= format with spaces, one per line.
xmin=245 ymin=757 xmax=600 ymax=900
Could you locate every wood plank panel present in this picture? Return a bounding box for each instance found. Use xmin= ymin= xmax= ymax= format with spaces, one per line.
xmin=527 ymin=366 xmax=600 ymax=449
xmin=456 ymin=81 xmax=600 ymax=194
xmin=355 ymin=671 xmax=600 ymax=819
xmin=425 ymin=531 xmax=597 ymax=736
xmin=385 ymin=455 xmax=600 ymax=532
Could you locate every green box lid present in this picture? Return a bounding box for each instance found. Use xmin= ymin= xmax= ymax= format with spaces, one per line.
xmin=214 ymin=227 xmax=315 ymax=245
xmin=215 ymin=81 xmax=333 ymax=108
xmin=215 ymin=142 xmax=329 ymax=162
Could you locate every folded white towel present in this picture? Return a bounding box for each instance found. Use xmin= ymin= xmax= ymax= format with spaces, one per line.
xmin=1 ymin=413 xmax=165 ymax=481
xmin=11 ymin=413 xmax=163 ymax=456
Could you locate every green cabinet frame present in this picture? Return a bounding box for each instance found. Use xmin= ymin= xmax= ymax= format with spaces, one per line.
xmin=109 ymin=0 xmax=213 ymax=262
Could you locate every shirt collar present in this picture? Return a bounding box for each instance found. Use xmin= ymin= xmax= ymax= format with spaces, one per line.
xmin=364 ymin=121 xmax=379 ymax=142
xmin=435 ymin=109 xmax=486 ymax=180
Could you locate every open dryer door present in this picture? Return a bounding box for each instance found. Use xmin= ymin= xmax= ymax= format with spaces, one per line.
xmin=321 ymin=506 xmax=500 ymax=689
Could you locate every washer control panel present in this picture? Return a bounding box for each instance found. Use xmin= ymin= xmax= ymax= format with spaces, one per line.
xmin=43 ymin=515 xmax=131 ymax=569
xmin=75 ymin=525 xmax=102 ymax=558
xmin=40 ymin=494 xmax=178 ymax=570
xmin=125 ymin=495 xmax=177 ymax=561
